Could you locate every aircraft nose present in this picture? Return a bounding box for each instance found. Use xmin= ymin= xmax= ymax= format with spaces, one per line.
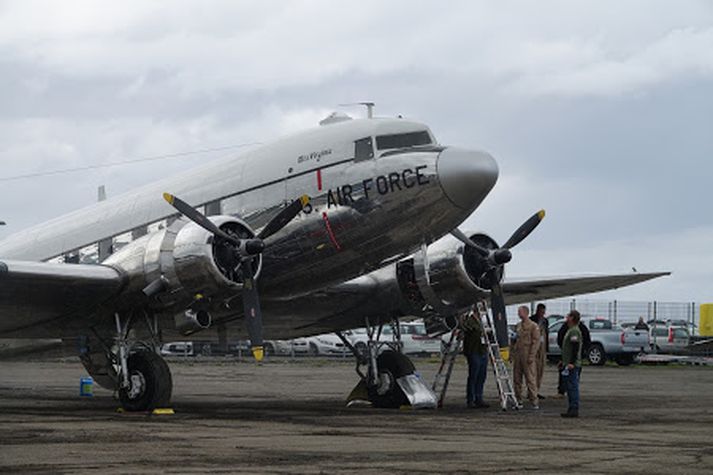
xmin=436 ymin=147 xmax=499 ymax=210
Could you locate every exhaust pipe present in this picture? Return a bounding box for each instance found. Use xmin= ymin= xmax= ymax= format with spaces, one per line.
xmin=175 ymin=308 xmax=212 ymax=335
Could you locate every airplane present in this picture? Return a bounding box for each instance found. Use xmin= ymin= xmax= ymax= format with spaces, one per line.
xmin=0 ymin=108 xmax=668 ymax=411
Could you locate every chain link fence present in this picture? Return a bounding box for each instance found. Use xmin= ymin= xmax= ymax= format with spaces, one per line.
xmin=511 ymin=299 xmax=700 ymax=334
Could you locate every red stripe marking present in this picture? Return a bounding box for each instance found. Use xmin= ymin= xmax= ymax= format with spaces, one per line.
xmin=321 ymin=212 xmax=341 ymax=251
xmin=316 ymin=169 xmax=323 ymax=191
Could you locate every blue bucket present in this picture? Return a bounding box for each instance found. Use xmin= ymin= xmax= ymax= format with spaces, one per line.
xmin=80 ymin=376 xmax=94 ymax=397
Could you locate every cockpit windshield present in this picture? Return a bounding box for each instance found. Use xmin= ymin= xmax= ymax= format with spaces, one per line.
xmin=375 ymin=130 xmax=432 ymax=150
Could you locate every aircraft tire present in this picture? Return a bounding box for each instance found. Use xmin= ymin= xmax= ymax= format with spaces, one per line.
xmin=368 ymin=350 xmax=415 ymax=408
xmin=119 ymin=350 xmax=173 ymax=412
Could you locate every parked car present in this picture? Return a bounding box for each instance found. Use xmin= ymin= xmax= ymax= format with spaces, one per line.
xmin=305 ymin=333 xmax=351 ymax=356
xmin=161 ymin=341 xmax=249 ymax=357
xmin=263 ymin=335 xmax=350 ymax=356
xmin=546 ymin=314 xmax=565 ymax=328
xmin=161 ymin=341 xmax=196 ymax=356
xmin=547 ymin=317 xmax=649 ymax=366
xmin=263 ymin=338 xmax=310 ymax=356
xmin=650 ymin=326 xmax=690 ymax=354
xmin=346 ymin=321 xmax=442 ymax=356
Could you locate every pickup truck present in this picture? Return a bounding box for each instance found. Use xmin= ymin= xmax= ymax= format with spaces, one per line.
xmin=548 ymin=317 xmax=649 ymax=366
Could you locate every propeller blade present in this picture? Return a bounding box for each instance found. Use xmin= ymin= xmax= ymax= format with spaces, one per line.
xmin=241 ymin=262 xmax=264 ymax=361
xmin=163 ymin=193 xmax=240 ymax=245
xmin=502 ymin=209 xmax=546 ymax=250
xmin=450 ymin=228 xmax=489 ymax=257
xmin=258 ymin=195 xmax=310 ymax=240
xmin=488 ymin=276 xmax=510 ymax=349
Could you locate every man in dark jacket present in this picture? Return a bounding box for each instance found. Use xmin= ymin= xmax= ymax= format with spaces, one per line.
xmin=461 ymin=312 xmax=489 ymax=408
xmin=556 ymin=316 xmax=590 ymax=397
xmin=560 ymin=310 xmax=584 ymax=417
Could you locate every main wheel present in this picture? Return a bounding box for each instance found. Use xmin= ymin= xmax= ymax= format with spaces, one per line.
xmin=587 ymin=343 xmax=607 ymax=366
xmin=367 ymin=350 xmax=415 ymax=409
xmin=119 ymin=351 xmax=173 ymax=412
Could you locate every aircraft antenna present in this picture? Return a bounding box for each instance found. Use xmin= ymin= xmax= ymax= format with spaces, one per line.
xmin=338 ymin=102 xmax=375 ymax=119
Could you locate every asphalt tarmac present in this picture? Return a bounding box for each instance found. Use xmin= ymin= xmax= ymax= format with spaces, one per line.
xmin=1 ymin=357 xmax=712 ymax=474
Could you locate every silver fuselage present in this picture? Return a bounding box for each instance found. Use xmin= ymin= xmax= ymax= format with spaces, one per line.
xmin=0 ymin=117 xmax=499 ymax=340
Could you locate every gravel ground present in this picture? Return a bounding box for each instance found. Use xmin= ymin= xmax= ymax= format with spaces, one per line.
xmin=1 ymin=357 xmax=712 ymax=474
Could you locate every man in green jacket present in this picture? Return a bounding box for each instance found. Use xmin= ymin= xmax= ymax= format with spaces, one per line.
xmin=560 ymin=310 xmax=583 ymax=418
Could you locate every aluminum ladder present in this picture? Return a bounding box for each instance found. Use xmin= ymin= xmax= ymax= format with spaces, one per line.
xmin=431 ymin=327 xmax=461 ymax=408
xmin=475 ymin=300 xmax=522 ymax=410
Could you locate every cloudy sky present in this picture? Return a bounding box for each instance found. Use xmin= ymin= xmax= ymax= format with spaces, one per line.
xmin=0 ymin=0 xmax=711 ymax=303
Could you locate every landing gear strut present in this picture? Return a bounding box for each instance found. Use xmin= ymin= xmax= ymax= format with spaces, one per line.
xmin=338 ymin=318 xmax=437 ymax=409
xmin=112 ymin=311 xmax=173 ymax=412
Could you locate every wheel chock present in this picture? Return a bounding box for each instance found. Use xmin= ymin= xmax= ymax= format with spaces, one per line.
xmin=346 ymin=379 xmax=370 ymax=405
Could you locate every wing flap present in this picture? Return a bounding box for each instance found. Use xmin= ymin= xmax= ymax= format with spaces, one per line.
xmin=0 ymin=260 xmax=125 ymax=337
xmin=501 ymin=272 xmax=670 ymax=306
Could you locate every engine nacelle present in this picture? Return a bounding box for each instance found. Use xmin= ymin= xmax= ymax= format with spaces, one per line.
xmin=104 ymin=215 xmax=261 ymax=311
xmin=396 ymin=233 xmax=504 ymax=316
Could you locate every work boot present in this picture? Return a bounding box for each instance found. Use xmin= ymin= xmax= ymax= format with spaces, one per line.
xmin=537 ymin=394 xmax=546 ymax=400
xmin=553 ymin=393 xmax=565 ymax=399
xmin=474 ymin=401 xmax=490 ymax=409
xmin=560 ymin=410 xmax=579 ymax=418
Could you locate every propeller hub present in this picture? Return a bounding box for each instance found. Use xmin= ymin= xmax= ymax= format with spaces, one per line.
xmin=243 ymin=239 xmax=265 ymax=256
xmin=493 ymin=249 xmax=512 ymax=265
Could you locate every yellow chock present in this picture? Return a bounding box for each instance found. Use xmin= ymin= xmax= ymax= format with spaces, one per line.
xmin=116 ymin=407 xmax=125 ymax=413
xmin=500 ymin=348 xmax=510 ymax=362
xmin=252 ymin=346 xmax=264 ymax=362
xmin=152 ymin=408 xmax=175 ymax=415
xmin=346 ymin=379 xmax=369 ymax=404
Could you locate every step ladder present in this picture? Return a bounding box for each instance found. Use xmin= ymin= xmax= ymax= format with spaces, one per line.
xmin=475 ymin=300 xmax=522 ymax=410
xmin=431 ymin=327 xmax=461 ymax=408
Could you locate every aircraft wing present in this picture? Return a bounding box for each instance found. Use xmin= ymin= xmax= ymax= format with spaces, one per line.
xmin=501 ymin=272 xmax=670 ymax=306
xmin=0 ymin=260 xmax=125 ymax=337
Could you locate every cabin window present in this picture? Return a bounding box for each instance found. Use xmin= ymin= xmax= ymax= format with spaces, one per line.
xmin=589 ymin=319 xmax=613 ymax=330
xmin=354 ymin=137 xmax=374 ymax=161
xmin=78 ymin=243 xmax=99 ymax=264
xmin=205 ymin=201 xmax=221 ymax=216
xmin=375 ymin=131 xmax=432 ymax=150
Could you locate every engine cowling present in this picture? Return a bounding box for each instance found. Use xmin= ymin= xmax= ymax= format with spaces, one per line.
xmin=396 ymin=232 xmax=504 ymax=316
xmin=104 ymin=215 xmax=261 ymax=310
xmin=172 ymin=217 xmax=261 ymax=295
